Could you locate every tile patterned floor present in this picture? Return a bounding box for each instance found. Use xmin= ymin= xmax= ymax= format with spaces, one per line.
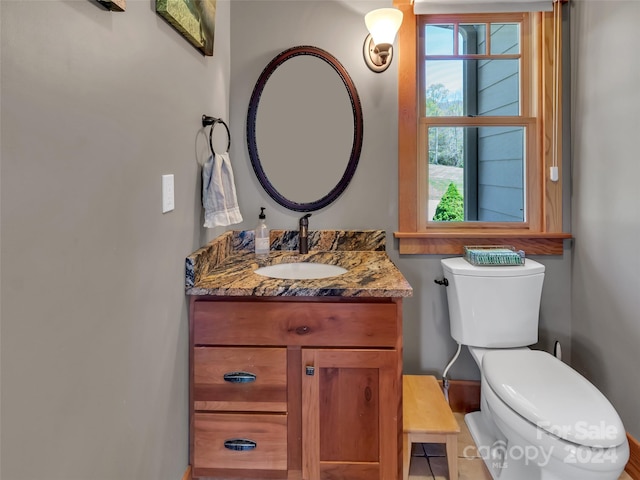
xmin=407 ymin=412 xmax=634 ymax=480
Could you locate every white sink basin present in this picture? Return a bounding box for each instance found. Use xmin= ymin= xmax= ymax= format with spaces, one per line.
xmin=254 ymin=262 xmax=348 ymax=280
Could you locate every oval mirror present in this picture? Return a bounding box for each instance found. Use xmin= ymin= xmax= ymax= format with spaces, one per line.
xmin=247 ymin=45 xmax=363 ymax=212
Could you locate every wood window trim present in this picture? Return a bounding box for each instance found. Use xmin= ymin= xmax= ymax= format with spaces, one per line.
xmin=393 ymin=0 xmax=571 ymax=255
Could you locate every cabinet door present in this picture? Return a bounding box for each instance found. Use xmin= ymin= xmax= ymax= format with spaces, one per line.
xmin=301 ymin=349 xmax=399 ymax=480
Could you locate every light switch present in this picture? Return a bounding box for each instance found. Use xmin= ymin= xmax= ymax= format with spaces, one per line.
xmin=162 ymin=174 xmax=175 ymax=213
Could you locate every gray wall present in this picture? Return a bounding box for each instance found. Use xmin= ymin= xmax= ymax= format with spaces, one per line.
xmin=229 ymin=0 xmax=572 ymax=384
xmin=570 ymin=0 xmax=640 ymax=439
xmin=0 ymin=0 xmax=230 ymax=478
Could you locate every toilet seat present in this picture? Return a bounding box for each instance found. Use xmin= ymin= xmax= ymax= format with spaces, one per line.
xmin=482 ymin=349 xmax=626 ymax=448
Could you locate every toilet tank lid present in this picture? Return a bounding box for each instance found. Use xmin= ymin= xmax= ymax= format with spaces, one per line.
xmin=483 ymin=350 xmax=626 ymax=448
xmin=441 ymin=257 xmax=545 ymax=277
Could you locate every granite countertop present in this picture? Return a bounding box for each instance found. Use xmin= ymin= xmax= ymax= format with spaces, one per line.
xmin=186 ymin=230 xmax=413 ymax=298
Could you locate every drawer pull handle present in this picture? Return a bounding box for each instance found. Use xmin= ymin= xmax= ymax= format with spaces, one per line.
xmin=305 ymin=366 xmax=315 ymax=376
xmin=223 ymin=371 xmax=257 ymax=383
xmin=224 ymin=439 xmax=257 ymax=451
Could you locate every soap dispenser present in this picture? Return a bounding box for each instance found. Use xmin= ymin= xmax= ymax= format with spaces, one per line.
xmin=255 ymin=207 xmax=269 ymax=256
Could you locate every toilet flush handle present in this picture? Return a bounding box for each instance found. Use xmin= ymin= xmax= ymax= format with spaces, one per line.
xmin=434 ymin=277 xmax=449 ymax=287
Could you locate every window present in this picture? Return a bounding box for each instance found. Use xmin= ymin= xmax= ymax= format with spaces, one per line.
xmin=422 ymin=17 xmax=528 ymax=224
xmin=393 ymin=1 xmax=570 ymax=254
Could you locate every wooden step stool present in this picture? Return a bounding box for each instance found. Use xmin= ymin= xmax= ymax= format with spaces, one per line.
xmin=403 ymin=375 xmax=460 ymax=480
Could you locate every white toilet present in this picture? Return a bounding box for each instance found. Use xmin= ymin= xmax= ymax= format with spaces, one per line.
xmin=441 ymin=257 xmax=629 ymax=480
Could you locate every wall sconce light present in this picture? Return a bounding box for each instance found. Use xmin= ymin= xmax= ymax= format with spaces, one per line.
xmin=363 ymin=8 xmax=403 ymax=73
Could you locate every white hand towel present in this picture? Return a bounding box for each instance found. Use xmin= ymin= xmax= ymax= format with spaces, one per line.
xmin=202 ymin=152 xmax=243 ymax=227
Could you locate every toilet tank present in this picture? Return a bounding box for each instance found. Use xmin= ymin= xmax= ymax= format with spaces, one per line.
xmin=441 ymin=257 xmax=545 ymax=348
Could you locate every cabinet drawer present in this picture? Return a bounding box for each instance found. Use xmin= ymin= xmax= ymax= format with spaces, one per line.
xmin=193 ymin=301 xmax=398 ymax=347
xmin=194 ymin=347 xmax=287 ymax=412
xmin=193 ymin=413 xmax=287 ymax=472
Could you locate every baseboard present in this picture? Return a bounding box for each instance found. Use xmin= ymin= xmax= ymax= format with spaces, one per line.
xmin=181 ymin=465 xmax=192 ymax=480
xmin=627 ymin=433 xmax=640 ymax=479
xmin=437 ymin=379 xmax=481 ymax=414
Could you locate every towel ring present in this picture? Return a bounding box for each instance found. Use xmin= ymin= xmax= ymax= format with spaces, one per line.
xmin=202 ymin=115 xmax=231 ymax=155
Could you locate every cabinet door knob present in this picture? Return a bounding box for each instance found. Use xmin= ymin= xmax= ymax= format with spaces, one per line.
xmin=223 ymin=439 xmax=257 ymax=451
xmin=223 ymin=371 xmax=257 ymax=383
xmin=305 ymin=366 xmax=315 ymax=376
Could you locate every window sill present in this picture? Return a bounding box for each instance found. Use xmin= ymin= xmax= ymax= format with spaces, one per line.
xmin=394 ymin=231 xmax=572 ymax=255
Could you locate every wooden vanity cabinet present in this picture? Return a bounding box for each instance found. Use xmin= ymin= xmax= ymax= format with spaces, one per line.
xmin=189 ymin=297 xmax=403 ymax=480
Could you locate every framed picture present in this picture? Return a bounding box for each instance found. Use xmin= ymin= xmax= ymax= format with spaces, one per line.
xmin=156 ymin=0 xmax=216 ymax=56
xmin=96 ymin=0 xmax=126 ymax=11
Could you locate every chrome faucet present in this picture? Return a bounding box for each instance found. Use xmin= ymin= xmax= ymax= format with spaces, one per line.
xmin=299 ymin=213 xmax=311 ymax=254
